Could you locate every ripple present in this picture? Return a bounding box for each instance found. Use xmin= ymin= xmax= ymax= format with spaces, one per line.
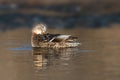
xmin=9 ymin=46 xmax=32 ymax=51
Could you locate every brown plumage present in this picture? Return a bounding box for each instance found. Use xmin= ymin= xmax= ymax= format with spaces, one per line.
xmin=31 ymin=24 xmax=80 ymax=48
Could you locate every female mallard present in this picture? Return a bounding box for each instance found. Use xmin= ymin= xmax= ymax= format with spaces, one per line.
xmin=31 ymin=23 xmax=80 ymax=48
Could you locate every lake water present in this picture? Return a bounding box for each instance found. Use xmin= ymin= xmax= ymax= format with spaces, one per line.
xmin=0 ymin=27 xmax=120 ymax=80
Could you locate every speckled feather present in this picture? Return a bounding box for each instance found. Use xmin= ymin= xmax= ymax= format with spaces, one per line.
xmin=31 ymin=23 xmax=80 ymax=48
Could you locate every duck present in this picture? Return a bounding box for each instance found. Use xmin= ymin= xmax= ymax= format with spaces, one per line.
xmin=31 ymin=23 xmax=80 ymax=48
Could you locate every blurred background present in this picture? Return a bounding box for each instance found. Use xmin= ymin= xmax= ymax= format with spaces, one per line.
xmin=0 ymin=0 xmax=120 ymax=30
xmin=1 ymin=1 xmax=120 ymax=80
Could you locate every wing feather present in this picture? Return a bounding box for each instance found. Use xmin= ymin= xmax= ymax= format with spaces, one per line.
xmin=49 ymin=35 xmax=71 ymax=42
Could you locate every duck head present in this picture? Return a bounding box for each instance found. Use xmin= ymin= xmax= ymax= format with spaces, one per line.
xmin=32 ymin=23 xmax=47 ymax=35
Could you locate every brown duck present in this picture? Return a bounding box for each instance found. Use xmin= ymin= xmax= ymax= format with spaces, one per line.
xmin=31 ymin=23 xmax=80 ymax=48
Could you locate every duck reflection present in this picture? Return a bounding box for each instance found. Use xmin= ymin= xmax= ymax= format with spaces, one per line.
xmin=32 ymin=48 xmax=79 ymax=70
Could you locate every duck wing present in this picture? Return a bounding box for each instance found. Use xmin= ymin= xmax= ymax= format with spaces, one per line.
xmin=46 ymin=34 xmax=77 ymax=42
xmin=50 ymin=34 xmax=71 ymax=42
xmin=35 ymin=33 xmax=78 ymax=43
xmin=43 ymin=33 xmax=60 ymax=42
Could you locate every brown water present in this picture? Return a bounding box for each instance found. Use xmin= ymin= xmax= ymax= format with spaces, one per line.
xmin=0 ymin=27 xmax=120 ymax=80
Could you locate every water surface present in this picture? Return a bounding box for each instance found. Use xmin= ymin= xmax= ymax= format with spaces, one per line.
xmin=0 ymin=27 xmax=120 ymax=80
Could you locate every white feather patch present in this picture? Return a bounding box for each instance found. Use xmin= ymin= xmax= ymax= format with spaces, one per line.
xmin=56 ymin=35 xmax=71 ymax=40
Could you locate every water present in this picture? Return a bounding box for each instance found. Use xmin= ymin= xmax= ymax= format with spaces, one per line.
xmin=0 ymin=27 xmax=120 ymax=80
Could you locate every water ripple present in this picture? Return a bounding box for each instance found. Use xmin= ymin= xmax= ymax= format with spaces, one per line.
xmin=9 ymin=46 xmax=32 ymax=51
